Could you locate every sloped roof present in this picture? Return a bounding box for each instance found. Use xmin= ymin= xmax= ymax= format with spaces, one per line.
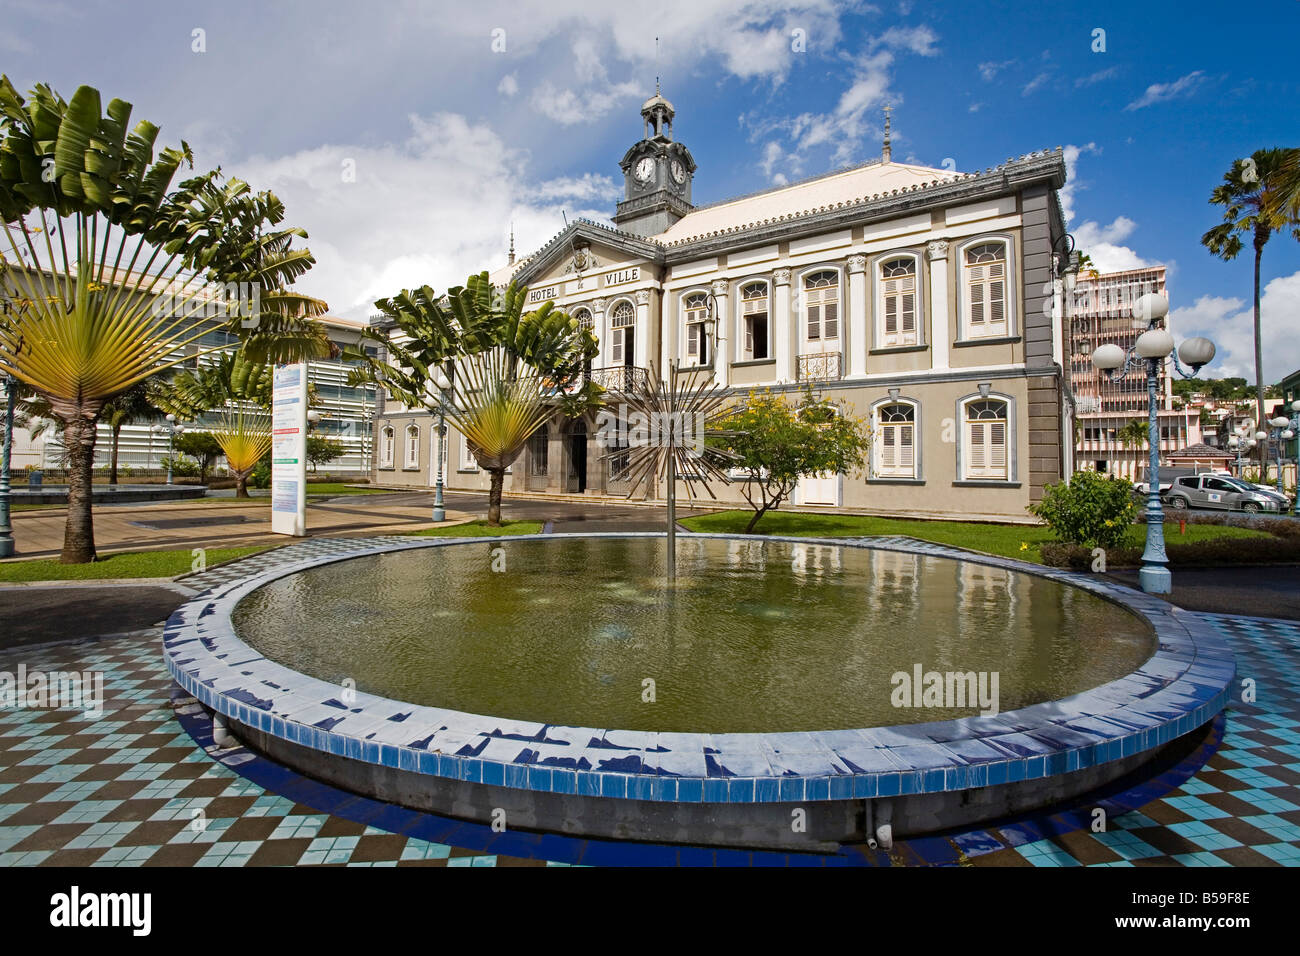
xmin=653 ymin=158 xmax=960 ymax=245
xmin=1168 ymin=443 xmax=1233 ymax=459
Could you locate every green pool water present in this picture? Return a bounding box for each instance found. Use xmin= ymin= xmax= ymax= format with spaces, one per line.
xmin=232 ymin=537 xmax=1156 ymax=734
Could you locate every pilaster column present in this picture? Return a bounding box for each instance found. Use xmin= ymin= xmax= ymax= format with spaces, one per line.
xmin=927 ymin=240 xmax=951 ymax=371
xmin=591 ymin=297 xmax=607 ymax=367
xmin=773 ymin=268 xmax=793 ymax=383
xmin=710 ymin=279 xmax=730 ymax=388
xmin=846 ymin=254 xmax=868 ymax=377
xmin=635 ymin=289 xmax=652 ymax=371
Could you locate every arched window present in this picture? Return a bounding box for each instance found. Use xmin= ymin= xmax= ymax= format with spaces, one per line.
xmin=572 ymin=307 xmax=594 ymax=375
xmin=404 ymin=424 xmax=420 ymax=469
xmin=683 ymin=292 xmax=710 ymax=364
xmin=963 ymin=398 xmax=1009 ymax=479
xmin=963 ymin=241 xmax=1009 ymax=338
xmin=803 ymin=270 xmax=839 ymax=341
xmin=740 ymin=282 xmax=769 ymax=360
xmin=878 ymin=256 xmax=918 ymax=347
xmin=380 ymin=426 xmax=395 ymax=468
xmin=875 ymin=402 xmax=917 ymax=478
xmin=610 ymin=300 xmax=635 ymax=367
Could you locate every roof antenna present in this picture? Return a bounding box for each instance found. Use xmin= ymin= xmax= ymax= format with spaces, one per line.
xmin=882 ymin=104 xmax=892 ymax=163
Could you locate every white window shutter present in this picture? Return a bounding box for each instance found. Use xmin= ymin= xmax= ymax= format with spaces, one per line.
xmin=900 ymin=424 xmax=914 ymax=470
xmin=807 ymin=296 xmax=821 ymax=340
xmin=968 ymin=422 xmax=985 ymax=473
xmin=612 ymin=329 xmax=623 ymax=364
xmin=686 ymin=324 xmax=698 ymax=358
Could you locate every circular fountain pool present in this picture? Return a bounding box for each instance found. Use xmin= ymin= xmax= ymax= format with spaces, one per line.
xmin=233 ymin=536 xmax=1154 ymax=733
xmin=165 ymin=533 xmax=1235 ymax=850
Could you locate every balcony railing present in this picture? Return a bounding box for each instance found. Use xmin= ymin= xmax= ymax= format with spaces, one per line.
xmin=588 ymin=365 xmax=651 ymax=394
xmin=797 ymin=351 xmax=842 ymax=383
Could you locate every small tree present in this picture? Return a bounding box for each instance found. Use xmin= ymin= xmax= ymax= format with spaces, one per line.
xmin=1028 ymin=470 xmax=1138 ymax=550
xmin=712 ymin=387 xmax=870 ymax=532
xmin=172 ymin=431 xmax=223 ymax=483
xmin=305 ymin=435 xmax=345 ymax=474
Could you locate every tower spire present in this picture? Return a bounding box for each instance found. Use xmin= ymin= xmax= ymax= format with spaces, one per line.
xmin=882 ymin=104 xmax=892 ymax=162
xmin=507 ymin=223 xmax=515 ymax=266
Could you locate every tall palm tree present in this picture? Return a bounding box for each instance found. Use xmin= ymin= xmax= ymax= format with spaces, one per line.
xmin=100 ymin=379 xmax=161 ymax=484
xmin=1117 ymin=418 xmax=1149 ymax=480
xmin=0 ymin=78 xmax=328 ymax=561
xmin=1202 ymin=148 xmax=1300 ymax=471
xmin=1264 ymin=146 xmax=1300 ymax=221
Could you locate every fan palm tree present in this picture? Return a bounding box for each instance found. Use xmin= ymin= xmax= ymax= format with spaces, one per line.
xmin=210 ymin=405 xmax=272 ymax=499
xmin=0 ymin=77 xmax=328 ymax=561
xmin=1117 ymin=418 xmax=1149 ymax=480
xmin=1202 ymin=148 xmax=1300 ymax=471
xmin=351 ymin=271 xmax=599 ymax=524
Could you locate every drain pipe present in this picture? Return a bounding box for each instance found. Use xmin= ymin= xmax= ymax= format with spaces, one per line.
xmin=865 ymin=799 xmax=894 ymax=850
xmin=212 ymin=712 xmax=237 ymax=749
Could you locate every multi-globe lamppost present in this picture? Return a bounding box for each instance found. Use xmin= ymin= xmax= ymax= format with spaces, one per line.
xmin=1090 ymin=293 xmax=1216 ymax=594
xmin=1227 ymin=427 xmax=1258 ymax=479
xmin=158 ymin=414 xmax=185 ymax=485
xmin=430 ymin=364 xmax=453 ymax=523
xmin=1267 ymin=400 xmax=1300 ymax=515
xmin=0 ymin=373 xmax=15 ymax=558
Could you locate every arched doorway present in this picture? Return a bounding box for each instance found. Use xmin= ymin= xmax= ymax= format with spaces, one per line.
xmin=566 ymin=419 xmax=588 ymax=494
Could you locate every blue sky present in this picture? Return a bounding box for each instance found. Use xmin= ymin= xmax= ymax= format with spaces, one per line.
xmin=2 ymin=0 xmax=1298 ymax=380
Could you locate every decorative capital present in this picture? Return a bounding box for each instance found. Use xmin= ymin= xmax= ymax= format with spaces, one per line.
xmin=635 ymin=289 xmax=652 ymax=305
xmin=710 ymin=279 xmax=729 ymax=297
xmin=846 ymin=254 xmax=867 ymax=274
xmin=773 ymin=268 xmax=792 ymax=286
xmin=591 ymin=297 xmax=607 ymax=313
xmin=927 ymin=239 xmax=950 ymax=262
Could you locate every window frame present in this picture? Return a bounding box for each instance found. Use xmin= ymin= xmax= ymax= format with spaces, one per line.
xmin=957 ymin=236 xmax=1016 ymax=341
xmin=738 ymin=280 xmax=771 ymax=361
xmin=681 ymin=289 xmax=711 ymax=366
xmin=873 ymin=252 xmax=923 ymax=349
xmin=799 ymin=267 xmax=842 ymax=345
xmin=609 ymin=299 xmax=636 ymax=367
xmin=871 ymin=398 xmax=921 ymax=479
xmin=403 ymin=423 xmax=421 ymax=470
xmin=379 ymin=425 xmax=395 ymax=468
xmin=956 ymin=392 xmax=1015 ymax=482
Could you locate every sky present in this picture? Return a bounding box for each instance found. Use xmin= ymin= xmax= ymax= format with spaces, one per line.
xmin=2 ymin=0 xmax=1298 ymax=382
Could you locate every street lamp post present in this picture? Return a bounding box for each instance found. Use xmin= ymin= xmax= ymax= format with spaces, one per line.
xmin=431 ymin=364 xmax=452 ymax=523
xmin=0 ymin=374 xmax=16 ymax=558
xmin=1267 ymin=399 xmax=1300 ymax=513
xmin=1091 ymin=293 xmax=1215 ymax=594
xmin=161 ymin=415 xmax=184 ymax=485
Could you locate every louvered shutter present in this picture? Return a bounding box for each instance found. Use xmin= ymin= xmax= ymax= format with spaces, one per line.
xmin=969 ymin=265 xmax=986 ymax=328
xmin=967 ymin=422 xmax=986 ymax=473
xmin=807 ymin=290 xmax=821 ymax=340
xmin=824 ymin=299 xmax=839 ymax=339
xmin=900 ymin=424 xmax=914 ymax=470
xmin=881 ymin=425 xmax=897 ymax=471
xmin=611 ymin=329 xmax=623 ymax=364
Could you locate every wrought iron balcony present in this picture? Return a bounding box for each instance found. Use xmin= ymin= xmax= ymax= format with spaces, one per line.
xmin=797 ymin=351 xmax=842 ymax=382
xmin=587 ymin=365 xmax=651 ymax=394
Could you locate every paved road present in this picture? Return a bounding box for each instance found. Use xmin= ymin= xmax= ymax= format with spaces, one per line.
xmin=0 ymin=583 xmax=193 ymax=650
xmin=1103 ymin=566 xmax=1300 ymax=621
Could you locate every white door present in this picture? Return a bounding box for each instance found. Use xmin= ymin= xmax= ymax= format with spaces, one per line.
xmin=798 ymin=472 xmax=838 ymax=505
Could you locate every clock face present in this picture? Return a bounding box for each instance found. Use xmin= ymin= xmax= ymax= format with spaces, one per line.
xmin=634 ymin=157 xmax=655 ymax=182
xmin=671 ymin=160 xmax=686 ymax=184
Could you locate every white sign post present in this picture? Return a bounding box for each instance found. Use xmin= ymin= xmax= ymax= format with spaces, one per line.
xmin=271 ymin=363 xmax=308 ymax=536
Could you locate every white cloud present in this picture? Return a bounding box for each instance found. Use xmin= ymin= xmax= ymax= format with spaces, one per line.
xmin=1072 ymin=217 xmax=1154 ymax=273
xmin=1169 ymin=271 xmax=1300 ymax=384
xmin=498 ymin=73 xmax=519 ymax=97
xmin=968 ymin=102 xmax=983 ymax=113
xmin=1075 ymin=66 xmax=1119 ymax=88
xmin=232 ymin=112 xmax=611 ymax=320
xmin=1059 ymin=142 xmax=1100 ymax=223
xmin=978 ymin=59 xmax=1015 ymax=81
xmin=1124 ymin=70 xmax=1208 ymax=111
xmin=748 ymin=25 xmax=940 ymax=175
xmin=1022 ymin=72 xmax=1051 ymax=96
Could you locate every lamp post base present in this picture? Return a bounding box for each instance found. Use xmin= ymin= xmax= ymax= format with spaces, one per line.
xmin=0 ymin=538 xmax=13 ymax=559
xmin=1139 ymin=563 xmax=1172 ymax=595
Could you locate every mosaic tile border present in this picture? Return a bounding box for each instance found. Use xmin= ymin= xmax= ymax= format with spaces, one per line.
xmin=163 ymin=532 xmax=1236 ymax=806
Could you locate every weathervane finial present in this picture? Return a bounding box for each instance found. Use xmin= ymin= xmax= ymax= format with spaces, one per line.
xmin=882 ymin=104 xmax=892 ymax=162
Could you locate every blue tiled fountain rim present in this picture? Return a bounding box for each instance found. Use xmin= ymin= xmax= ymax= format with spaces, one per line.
xmin=162 ymin=532 xmax=1237 ymax=805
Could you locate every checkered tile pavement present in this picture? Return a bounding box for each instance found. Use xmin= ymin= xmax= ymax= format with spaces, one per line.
xmin=0 ymin=612 xmax=1296 ymax=866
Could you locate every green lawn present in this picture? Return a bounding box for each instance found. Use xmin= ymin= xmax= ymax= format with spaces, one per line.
xmin=0 ymin=545 xmax=268 ymax=582
xmin=404 ymin=519 xmax=543 ymax=538
xmin=679 ymin=510 xmax=1271 ymax=563
xmin=304 ymin=483 xmax=394 ymax=496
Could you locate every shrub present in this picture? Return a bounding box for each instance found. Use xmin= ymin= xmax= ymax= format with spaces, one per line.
xmin=1028 ymin=471 xmax=1138 ymax=550
xmin=249 ymin=457 xmax=272 ymax=489
xmin=1042 ymin=536 xmax=1300 ymax=569
xmin=159 ymin=455 xmax=200 ymax=478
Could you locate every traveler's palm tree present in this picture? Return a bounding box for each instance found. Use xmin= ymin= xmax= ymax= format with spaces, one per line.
xmin=352 ymin=271 xmax=599 ymax=525
xmin=1202 ymin=149 xmax=1300 ymax=471
xmin=153 ymin=349 xmax=275 ymax=498
xmin=0 ymin=77 xmax=327 ymax=560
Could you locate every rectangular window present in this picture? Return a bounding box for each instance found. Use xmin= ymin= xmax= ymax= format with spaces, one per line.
xmin=405 ymin=427 xmax=419 ymax=468
xmin=741 ymin=284 xmax=769 ymax=360
xmin=879 ymin=423 xmax=915 ymax=476
xmin=965 ymin=243 xmax=1009 ymax=338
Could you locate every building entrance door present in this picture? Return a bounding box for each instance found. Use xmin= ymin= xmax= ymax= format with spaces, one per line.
xmin=568 ymin=421 xmax=588 ymax=494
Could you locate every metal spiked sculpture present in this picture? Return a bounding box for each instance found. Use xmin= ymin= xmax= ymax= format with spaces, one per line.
xmin=599 ymin=359 xmax=738 ymax=579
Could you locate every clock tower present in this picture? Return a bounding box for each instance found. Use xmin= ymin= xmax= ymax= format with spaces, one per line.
xmin=612 ymin=85 xmax=696 ymax=238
